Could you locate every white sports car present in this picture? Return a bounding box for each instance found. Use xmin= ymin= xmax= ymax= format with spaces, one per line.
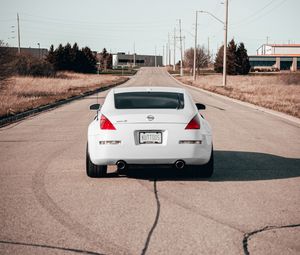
xmin=86 ymin=87 xmax=213 ymax=177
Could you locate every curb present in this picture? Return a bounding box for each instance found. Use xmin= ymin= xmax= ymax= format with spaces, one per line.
xmin=167 ymin=72 xmax=300 ymax=125
xmin=0 ymin=78 xmax=128 ymax=128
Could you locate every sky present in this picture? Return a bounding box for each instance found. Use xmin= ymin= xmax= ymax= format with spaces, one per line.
xmin=0 ymin=0 xmax=299 ymax=63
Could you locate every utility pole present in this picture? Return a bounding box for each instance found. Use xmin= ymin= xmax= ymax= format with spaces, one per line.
xmin=179 ymin=19 xmax=183 ymax=77
xmin=166 ymin=41 xmax=169 ymax=66
xmin=168 ymin=33 xmax=171 ymax=66
xmin=208 ymin=37 xmax=210 ymax=58
xmin=37 ymin=43 xmax=40 ymax=59
xmin=133 ymin=42 xmax=136 ymax=67
xmin=222 ymin=0 xmax=228 ymax=87
xmin=163 ymin=45 xmax=165 ymax=66
xmin=193 ymin=11 xmax=198 ymax=81
xmin=166 ymin=43 xmax=168 ymax=66
xmin=155 ymin=46 xmax=157 ymax=67
xmin=173 ymin=28 xmax=176 ymax=71
xmin=17 ymin=13 xmax=21 ymax=54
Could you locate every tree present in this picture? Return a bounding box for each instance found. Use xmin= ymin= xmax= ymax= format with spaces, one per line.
xmin=46 ymin=45 xmax=55 ymax=65
xmin=81 ymin=47 xmax=97 ymax=73
xmin=214 ymin=39 xmax=250 ymax=75
xmin=226 ymin=39 xmax=237 ymax=75
xmin=0 ymin=41 xmax=14 ymax=86
xmin=184 ymin=46 xmax=209 ymax=74
xmin=47 ymin=43 xmax=97 ymax=73
xmin=14 ymin=53 xmax=55 ymax=77
xmin=214 ymin=45 xmax=224 ymax=73
xmin=62 ymin=43 xmax=72 ymax=70
xmin=100 ymin=48 xmax=108 ymax=70
xmin=236 ymin=43 xmax=250 ymax=75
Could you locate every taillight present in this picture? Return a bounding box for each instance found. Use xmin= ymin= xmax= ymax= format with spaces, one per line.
xmin=100 ymin=115 xmax=116 ymax=130
xmin=185 ymin=115 xmax=200 ymax=129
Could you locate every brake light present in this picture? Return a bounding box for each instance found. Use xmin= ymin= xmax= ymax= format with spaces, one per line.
xmin=100 ymin=115 xmax=116 ymax=130
xmin=185 ymin=115 xmax=200 ymax=129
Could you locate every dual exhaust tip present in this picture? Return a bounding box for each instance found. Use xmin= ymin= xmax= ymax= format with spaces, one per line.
xmin=174 ymin=160 xmax=185 ymax=169
xmin=116 ymin=160 xmax=127 ymax=171
xmin=116 ymin=160 xmax=185 ymax=170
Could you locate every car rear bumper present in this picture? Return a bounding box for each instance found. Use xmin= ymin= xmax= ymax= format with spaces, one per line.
xmin=88 ymin=133 xmax=212 ymax=166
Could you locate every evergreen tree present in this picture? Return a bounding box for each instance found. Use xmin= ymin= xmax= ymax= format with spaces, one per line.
xmin=71 ymin=43 xmax=81 ymax=72
xmin=47 ymin=43 xmax=97 ymax=73
xmin=226 ymin=39 xmax=237 ymax=75
xmin=54 ymin=44 xmax=64 ymax=70
xmin=62 ymin=43 xmax=72 ymax=70
xmin=214 ymin=45 xmax=224 ymax=73
xmin=81 ymin=47 xmax=97 ymax=73
xmin=214 ymin=39 xmax=250 ymax=75
xmin=236 ymin=43 xmax=250 ymax=75
xmin=46 ymin=45 xmax=55 ymax=65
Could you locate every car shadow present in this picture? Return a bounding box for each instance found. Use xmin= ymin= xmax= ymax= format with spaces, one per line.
xmin=110 ymin=151 xmax=300 ymax=182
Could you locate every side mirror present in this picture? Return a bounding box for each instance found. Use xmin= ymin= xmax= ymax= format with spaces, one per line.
xmin=196 ymin=103 xmax=206 ymax=110
xmin=90 ymin=104 xmax=100 ymax=110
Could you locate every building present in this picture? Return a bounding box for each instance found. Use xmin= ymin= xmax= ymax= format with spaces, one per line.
xmin=112 ymin=53 xmax=163 ymax=68
xmin=249 ymin=44 xmax=300 ymax=71
xmin=8 ymin=47 xmax=48 ymax=59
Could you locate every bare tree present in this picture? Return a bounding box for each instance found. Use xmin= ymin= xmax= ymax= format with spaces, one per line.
xmin=0 ymin=41 xmax=14 ymax=87
xmin=184 ymin=46 xmax=209 ymax=74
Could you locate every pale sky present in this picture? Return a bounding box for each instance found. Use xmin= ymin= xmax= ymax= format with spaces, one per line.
xmin=0 ymin=0 xmax=299 ymax=62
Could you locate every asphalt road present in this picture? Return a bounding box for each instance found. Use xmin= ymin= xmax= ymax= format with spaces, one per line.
xmin=1 ymin=67 xmax=299 ymax=255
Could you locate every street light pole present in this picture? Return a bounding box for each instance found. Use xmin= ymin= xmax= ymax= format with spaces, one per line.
xmin=193 ymin=11 xmax=198 ymax=81
xmin=223 ymin=0 xmax=228 ymax=87
xmin=199 ymin=2 xmax=229 ymax=87
xmin=133 ymin=42 xmax=136 ymax=67
xmin=17 ymin=13 xmax=21 ymax=54
xmin=173 ymin=27 xmax=176 ymax=71
xmin=179 ymin=19 xmax=183 ymax=77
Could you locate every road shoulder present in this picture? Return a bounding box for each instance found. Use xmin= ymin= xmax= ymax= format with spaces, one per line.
xmin=168 ymin=72 xmax=300 ymax=126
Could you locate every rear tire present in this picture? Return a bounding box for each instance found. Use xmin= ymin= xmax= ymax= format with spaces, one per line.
xmin=189 ymin=148 xmax=214 ymax=178
xmin=201 ymin=149 xmax=214 ymax=178
xmin=86 ymin=144 xmax=107 ymax=178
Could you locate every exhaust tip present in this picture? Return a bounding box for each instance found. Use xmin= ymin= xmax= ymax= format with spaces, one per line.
xmin=175 ymin=160 xmax=185 ymax=169
xmin=116 ymin=160 xmax=127 ymax=170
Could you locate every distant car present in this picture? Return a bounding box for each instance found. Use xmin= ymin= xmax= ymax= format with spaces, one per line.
xmin=252 ymin=66 xmax=279 ymax=72
xmin=86 ymin=87 xmax=213 ymax=177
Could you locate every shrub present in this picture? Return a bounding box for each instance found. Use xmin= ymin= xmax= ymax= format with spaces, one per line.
xmin=14 ymin=54 xmax=56 ymax=77
xmin=279 ymin=73 xmax=300 ymax=85
xmin=0 ymin=41 xmax=14 ymax=86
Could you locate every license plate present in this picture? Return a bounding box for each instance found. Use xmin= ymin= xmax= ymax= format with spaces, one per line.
xmin=139 ymin=132 xmax=162 ymax=144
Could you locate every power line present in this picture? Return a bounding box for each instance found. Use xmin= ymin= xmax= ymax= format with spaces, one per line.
xmin=231 ymin=0 xmax=287 ymax=27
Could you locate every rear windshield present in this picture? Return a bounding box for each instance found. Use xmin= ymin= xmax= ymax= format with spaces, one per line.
xmin=114 ymin=92 xmax=184 ymax=109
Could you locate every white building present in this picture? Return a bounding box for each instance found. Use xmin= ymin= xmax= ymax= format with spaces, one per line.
xmin=112 ymin=53 xmax=163 ymax=68
xmin=250 ymin=44 xmax=300 ymax=71
xmin=256 ymin=44 xmax=300 ymax=56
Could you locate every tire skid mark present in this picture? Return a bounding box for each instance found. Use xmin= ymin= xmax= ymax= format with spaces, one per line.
xmin=31 ymin=144 xmax=129 ymax=255
xmin=138 ymin=180 xmax=244 ymax=234
xmin=243 ymin=224 xmax=300 ymax=255
xmin=0 ymin=240 xmax=104 ymax=255
xmin=140 ymin=180 xmax=160 ymax=255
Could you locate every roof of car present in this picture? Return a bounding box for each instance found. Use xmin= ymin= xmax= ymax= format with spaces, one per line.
xmin=113 ymin=86 xmax=186 ymax=94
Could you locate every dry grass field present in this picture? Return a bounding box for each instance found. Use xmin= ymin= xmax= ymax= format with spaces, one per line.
xmin=0 ymin=72 xmax=128 ymax=118
xmin=177 ymin=73 xmax=300 ymax=118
